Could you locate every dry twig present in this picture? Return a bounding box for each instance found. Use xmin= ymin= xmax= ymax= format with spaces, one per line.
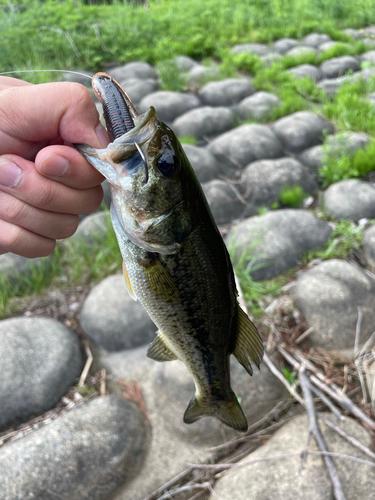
xmin=78 ymin=340 xmax=93 ymax=387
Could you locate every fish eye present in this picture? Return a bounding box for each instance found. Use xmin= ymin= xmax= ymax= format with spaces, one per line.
xmin=156 ymin=154 xmax=179 ymax=177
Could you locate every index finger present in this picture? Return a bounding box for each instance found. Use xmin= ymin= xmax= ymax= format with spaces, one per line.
xmin=0 ymin=81 xmax=108 ymax=159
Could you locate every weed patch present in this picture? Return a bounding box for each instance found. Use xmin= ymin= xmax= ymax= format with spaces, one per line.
xmin=279 ymin=185 xmax=309 ymax=208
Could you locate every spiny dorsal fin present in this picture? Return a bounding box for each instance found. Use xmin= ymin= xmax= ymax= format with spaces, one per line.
xmin=233 ymin=305 xmax=264 ymax=375
xmin=147 ymin=331 xmax=179 ymax=362
xmin=122 ymin=261 xmax=137 ymax=301
xmin=183 ymin=394 xmax=248 ymax=432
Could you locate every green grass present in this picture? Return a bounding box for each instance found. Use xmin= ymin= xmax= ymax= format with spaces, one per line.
xmin=320 ymin=137 xmax=375 ymax=187
xmin=279 ymin=185 xmax=309 ymax=208
xmin=3 ymin=0 xmax=375 ymax=81
xmin=179 ymin=135 xmax=198 ymax=145
xmin=302 ymin=219 xmax=365 ymax=264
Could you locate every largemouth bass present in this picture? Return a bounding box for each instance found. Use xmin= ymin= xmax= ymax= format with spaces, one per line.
xmin=76 ymin=73 xmax=263 ymax=432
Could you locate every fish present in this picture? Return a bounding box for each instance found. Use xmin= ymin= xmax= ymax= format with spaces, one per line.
xmin=75 ymin=72 xmax=264 ymax=432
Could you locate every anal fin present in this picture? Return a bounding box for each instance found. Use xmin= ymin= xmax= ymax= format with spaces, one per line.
xmin=122 ymin=261 xmax=137 ymax=301
xmin=147 ymin=331 xmax=178 ymax=362
xmin=183 ymin=395 xmax=248 ymax=432
xmin=233 ymin=305 xmax=264 ymax=375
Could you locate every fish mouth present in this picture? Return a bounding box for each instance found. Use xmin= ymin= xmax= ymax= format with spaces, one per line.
xmin=92 ymin=72 xmax=149 ymax=183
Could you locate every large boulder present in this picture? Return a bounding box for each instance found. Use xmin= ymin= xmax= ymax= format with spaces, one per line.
xmin=0 ymin=395 xmax=150 ymax=500
xmin=237 ymin=91 xmax=281 ymax=121
xmin=295 ymin=259 xmax=375 ymax=350
xmin=198 ymin=78 xmax=256 ymax=107
xmin=320 ymin=56 xmax=360 ymax=79
xmin=80 ymin=274 xmax=156 ymax=351
xmin=172 ymin=106 xmax=234 ymax=139
xmin=226 ymin=210 xmax=332 ymax=281
xmin=202 ymin=179 xmax=247 ymax=224
xmin=362 ymin=224 xmax=375 ymax=273
xmin=138 ymin=91 xmax=200 ymax=124
xmin=182 ymin=144 xmax=221 ymax=183
xmin=0 ymin=317 xmax=82 ymax=430
xmin=108 ymin=61 xmax=157 ymax=81
xmin=321 ymin=179 xmax=375 ymax=221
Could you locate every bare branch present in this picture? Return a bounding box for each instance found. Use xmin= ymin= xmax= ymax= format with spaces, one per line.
xmin=78 ymin=340 xmax=93 ymax=387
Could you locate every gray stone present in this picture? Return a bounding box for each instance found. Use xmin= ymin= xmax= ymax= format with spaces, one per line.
xmin=369 ymin=92 xmax=375 ymax=105
xmin=226 ymin=210 xmax=332 ymax=281
xmin=272 ymin=111 xmax=334 ymax=154
xmin=273 ymin=38 xmax=299 ymax=54
xmin=363 ymin=26 xmax=375 ymax=37
xmin=322 ymin=179 xmax=375 ymax=221
xmin=182 ymin=144 xmax=221 ymax=183
xmin=360 ymin=66 xmax=375 ymax=81
xmin=189 ymin=64 xmax=220 ymax=87
xmin=0 ymin=317 xmax=82 ymax=430
xmin=80 ymin=274 xmax=156 ymax=351
xmin=260 ymin=52 xmax=282 ymax=66
xmin=284 ymin=45 xmax=317 ymax=58
xmin=138 ymin=91 xmax=200 ymax=124
xmin=207 ymin=124 xmax=284 ymax=169
xmin=360 ymin=50 xmax=375 ymax=65
xmin=318 ymin=41 xmax=350 ymax=53
xmin=198 ymin=78 xmax=255 ymax=107
xmin=70 ymin=211 xmax=111 ymax=244
xmin=343 ymin=28 xmax=364 ymax=40
xmin=231 ymin=43 xmax=270 ymax=56
xmin=202 ymin=179 xmax=246 ymax=224
xmin=364 ymin=38 xmax=375 ymax=49
xmin=118 ymin=78 xmax=158 ymax=104
xmin=172 ymin=55 xmax=199 ymax=72
xmin=212 ymin=412 xmax=375 ymax=500
xmin=288 ymin=63 xmax=323 ymax=82
xmin=295 ymin=259 xmax=375 ymax=350
xmin=172 ymin=106 xmax=234 ymax=139
xmin=363 ymin=224 xmax=375 ymax=273
xmin=0 ymin=252 xmax=55 ymax=282
xmin=317 ymin=77 xmax=341 ymax=97
xmin=239 ymin=157 xmax=318 ymax=210
xmin=320 ymin=56 xmax=360 ymax=79
xmin=302 ymin=33 xmax=332 ymax=47
xmin=298 ymin=132 xmax=370 ymax=173
xmin=0 ymin=395 xmax=150 ymax=500
xmin=109 ymin=61 xmax=157 ymax=81
xmin=237 ymin=91 xmax=281 ymax=121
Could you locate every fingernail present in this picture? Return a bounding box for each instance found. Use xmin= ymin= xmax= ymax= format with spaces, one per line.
xmin=96 ymin=123 xmax=110 ymax=148
xmin=0 ymin=160 xmax=22 ymax=188
xmin=39 ymin=155 xmax=69 ymax=178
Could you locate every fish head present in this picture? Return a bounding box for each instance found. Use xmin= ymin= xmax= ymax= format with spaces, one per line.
xmin=76 ymin=105 xmax=197 ymax=254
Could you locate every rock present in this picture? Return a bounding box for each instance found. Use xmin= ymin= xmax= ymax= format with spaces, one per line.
xmin=182 ymin=144 xmax=221 ymax=183
xmin=70 ymin=211 xmax=111 ymax=244
xmin=198 ymin=78 xmax=255 ymax=106
xmin=298 ymin=132 xmax=370 ymax=173
xmin=239 ymin=157 xmax=318 ymax=209
xmin=320 ymin=56 xmax=360 ymax=79
xmin=109 ymin=61 xmax=157 ymax=81
xmin=226 ymin=210 xmax=332 ymax=281
xmin=172 ymin=55 xmax=199 ymax=72
xmin=207 ymin=124 xmax=284 ymax=169
xmin=295 ymin=259 xmax=375 ymax=350
xmin=360 ymin=66 xmax=375 ymax=81
xmin=360 ymin=50 xmax=375 ymax=65
xmin=273 ymin=38 xmax=299 ymax=54
xmin=260 ymin=52 xmax=282 ymax=66
xmin=80 ymin=274 xmax=156 ymax=351
xmin=0 ymin=395 xmax=150 ymax=500
xmin=201 ymin=179 xmax=246 ymax=224
xmin=237 ymin=91 xmax=281 ymax=121
xmin=316 ymin=77 xmax=342 ymax=97
xmin=231 ymin=43 xmax=270 ymax=56
xmin=362 ymin=224 xmax=375 ymax=272
xmin=0 ymin=252 xmax=55 ymax=282
xmin=363 ymin=25 xmax=375 ymax=37
xmin=272 ymin=111 xmax=334 ymax=154
xmin=288 ymin=63 xmax=323 ymax=81
xmin=302 ymin=33 xmax=332 ymax=47
xmin=343 ymin=28 xmax=364 ymax=39
xmin=118 ymin=78 xmax=158 ymax=104
xmin=189 ymin=64 xmax=220 ymax=87
xmin=138 ymin=91 xmax=200 ymax=124
xmin=318 ymin=41 xmax=350 ymax=53
xmin=284 ymin=45 xmax=317 ymax=58
xmin=212 ymin=412 xmax=375 ymax=500
xmin=322 ymin=179 xmax=375 ymax=221
xmin=0 ymin=317 xmax=82 ymax=430
xmin=172 ymin=106 xmax=234 ymax=140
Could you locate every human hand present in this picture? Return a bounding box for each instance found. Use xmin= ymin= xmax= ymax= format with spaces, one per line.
xmin=0 ymin=76 xmax=109 ymax=258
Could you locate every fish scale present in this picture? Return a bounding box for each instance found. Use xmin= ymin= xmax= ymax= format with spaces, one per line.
xmin=75 ymin=72 xmax=264 ymax=432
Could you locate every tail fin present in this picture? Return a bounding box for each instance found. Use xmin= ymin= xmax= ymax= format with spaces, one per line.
xmin=183 ymin=395 xmax=248 ymax=432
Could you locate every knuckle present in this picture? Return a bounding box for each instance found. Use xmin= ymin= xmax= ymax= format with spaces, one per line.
xmin=69 ymin=83 xmax=96 ymax=113
xmin=37 ymin=182 xmax=55 ymax=208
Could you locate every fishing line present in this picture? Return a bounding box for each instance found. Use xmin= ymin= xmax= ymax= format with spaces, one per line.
xmin=0 ymin=69 xmax=93 ymax=80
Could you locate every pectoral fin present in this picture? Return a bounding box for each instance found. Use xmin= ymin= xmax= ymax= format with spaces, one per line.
xmin=141 ymin=255 xmax=180 ymax=303
xmin=147 ymin=331 xmax=178 ymax=362
xmin=122 ymin=261 xmax=137 ymax=301
xmin=233 ymin=305 xmax=264 ymax=375
xmin=183 ymin=395 xmax=248 ymax=432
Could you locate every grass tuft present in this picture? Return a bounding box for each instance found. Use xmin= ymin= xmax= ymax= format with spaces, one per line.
xmin=279 ymin=185 xmax=309 ymax=208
